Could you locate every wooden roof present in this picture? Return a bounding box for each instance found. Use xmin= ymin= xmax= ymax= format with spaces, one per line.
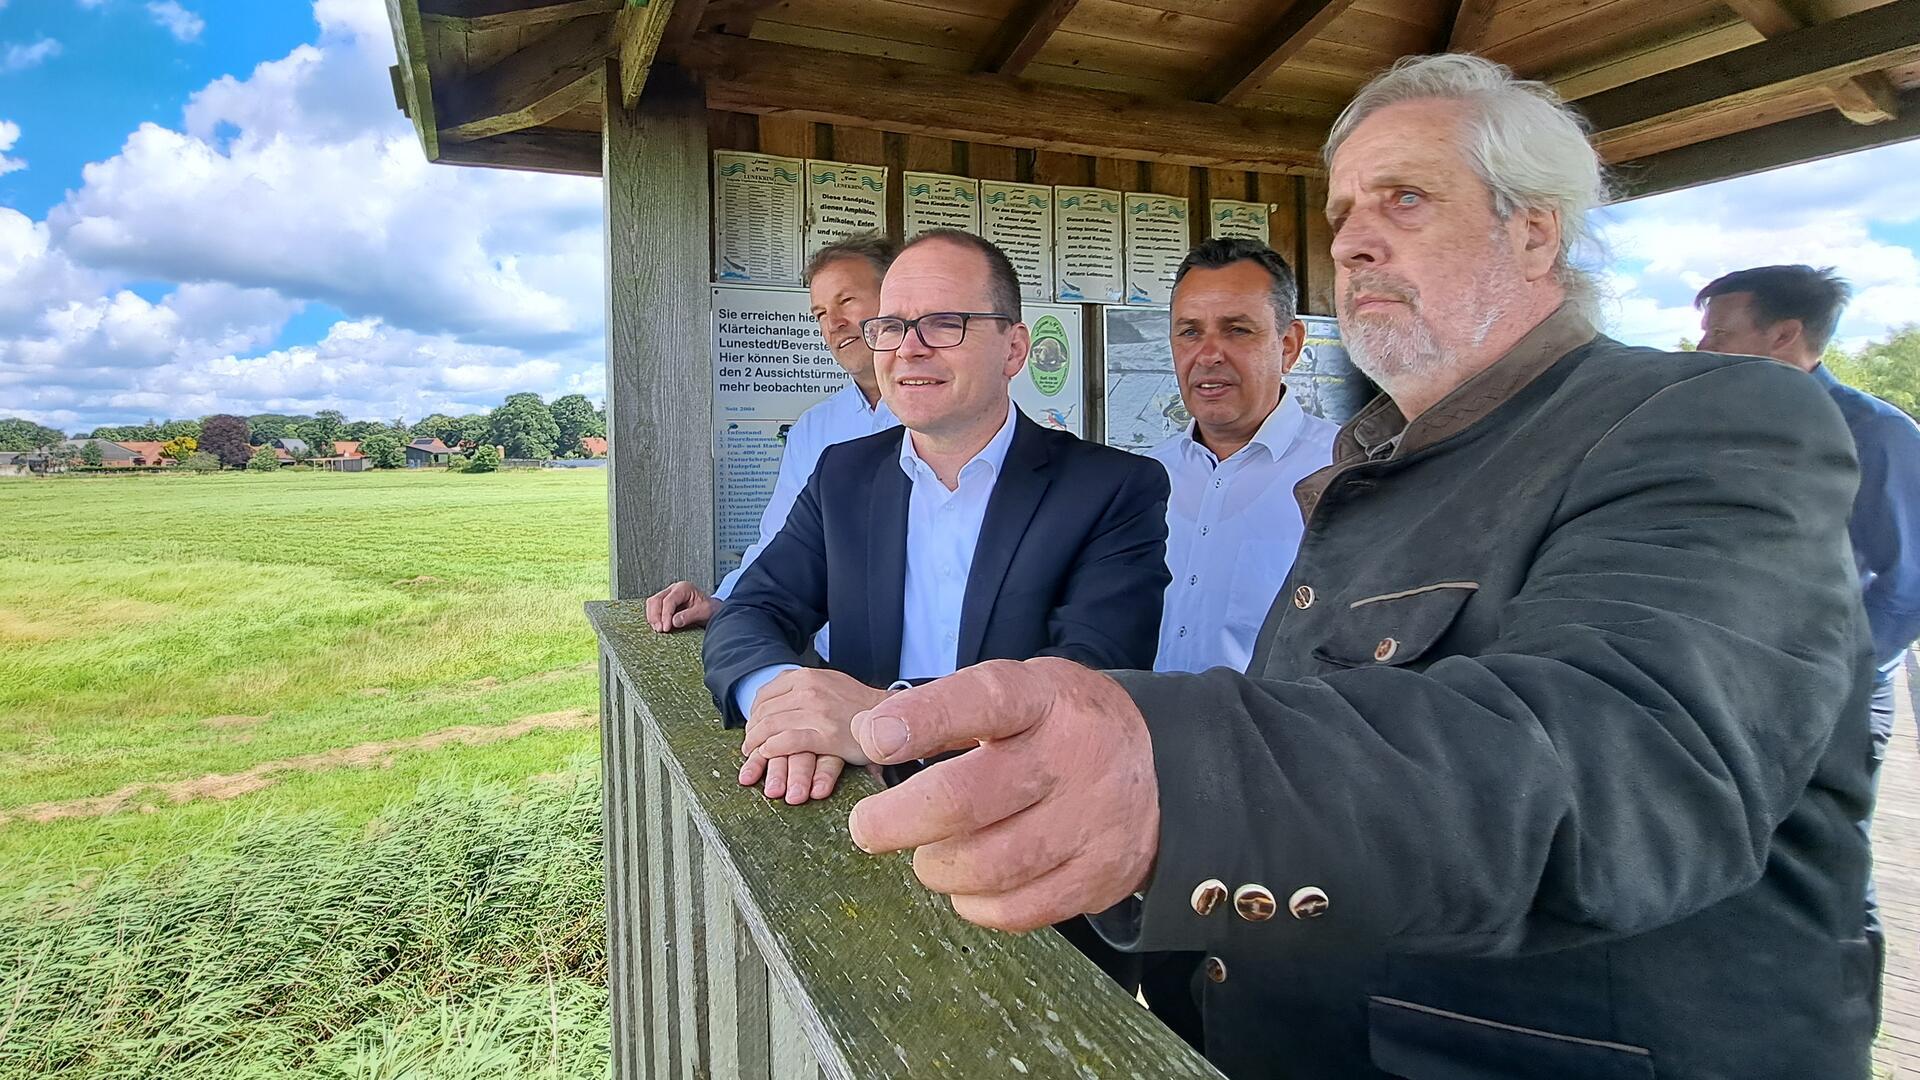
xmin=387 ymin=0 xmax=1920 ymax=197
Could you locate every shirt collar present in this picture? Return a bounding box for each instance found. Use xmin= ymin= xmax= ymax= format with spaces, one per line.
xmin=899 ymin=399 xmax=1019 ymax=486
xmin=1181 ymin=389 xmax=1308 ymax=466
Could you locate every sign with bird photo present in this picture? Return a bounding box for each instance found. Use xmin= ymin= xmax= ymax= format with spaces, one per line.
xmin=1011 ymin=305 xmax=1086 ymax=436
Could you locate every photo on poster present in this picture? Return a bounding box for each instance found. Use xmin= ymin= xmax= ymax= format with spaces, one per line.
xmin=1100 ymin=305 xmax=1186 ymax=453
xmin=1011 ymin=304 xmax=1085 ymax=436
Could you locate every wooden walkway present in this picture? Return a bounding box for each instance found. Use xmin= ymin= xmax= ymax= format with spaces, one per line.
xmin=1875 ymin=654 xmax=1920 ymax=1077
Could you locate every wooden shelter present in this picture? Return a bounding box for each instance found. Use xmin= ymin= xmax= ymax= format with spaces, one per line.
xmin=379 ymin=2 xmax=1920 ymax=1076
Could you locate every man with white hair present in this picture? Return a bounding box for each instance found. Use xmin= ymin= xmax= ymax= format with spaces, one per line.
xmin=827 ymin=55 xmax=1875 ymax=1078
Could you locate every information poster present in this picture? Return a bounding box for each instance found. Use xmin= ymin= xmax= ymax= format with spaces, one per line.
xmin=903 ymin=172 xmax=980 ymax=237
xmin=1290 ymin=316 xmax=1374 ymax=424
xmin=1100 ymin=305 xmax=1185 ymax=452
xmin=1209 ymin=199 xmax=1271 ymax=245
xmin=1011 ymin=303 xmax=1086 ymax=436
xmin=1124 ymin=193 xmax=1189 ymax=306
xmin=981 ymin=181 xmax=1055 ymax=301
xmin=714 ymin=152 xmax=804 ymax=285
xmin=711 ymin=285 xmax=846 ymax=573
xmin=1054 ymin=187 xmax=1124 ymax=304
xmin=805 ymin=160 xmax=887 ymax=257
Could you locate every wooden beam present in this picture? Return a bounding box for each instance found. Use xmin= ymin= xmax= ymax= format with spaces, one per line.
xmin=973 ymin=0 xmax=1081 ymax=76
xmin=1197 ymin=0 xmax=1360 ymax=107
xmin=1581 ymin=0 xmax=1920 ymax=149
xmin=1445 ymin=0 xmax=1499 ymax=53
xmin=436 ymin=127 xmax=603 ymax=174
xmin=660 ymin=0 xmax=710 ymax=53
xmin=697 ymin=0 xmax=784 ymax=36
xmin=440 ymin=13 xmax=618 ymax=142
xmin=617 ymin=0 xmax=680 ymax=107
xmin=418 ymin=0 xmax=619 ymax=33
xmin=1723 ymin=0 xmax=1900 ymax=123
xmin=603 ymin=61 xmax=713 ymax=598
xmin=385 ymin=0 xmax=439 ymax=158
xmin=683 ymin=34 xmax=1326 ymax=173
xmin=1613 ymin=84 xmax=1920 ymax=200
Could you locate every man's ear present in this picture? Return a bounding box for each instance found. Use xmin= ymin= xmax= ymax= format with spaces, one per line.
xmin=1519 ymin=207 xmax=1560 ymax=283
xmin=1772 ymin=318 xmax=1807 ymax=355
xmin=1279 ymin=320 xmax=1307 ymax=375
xmin=1005 ymin=322 xmax=1032 ymax=377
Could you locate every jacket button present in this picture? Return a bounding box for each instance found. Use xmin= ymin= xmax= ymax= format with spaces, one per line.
xmin=1293 ymin=585 xmax=1315 ymax=609
xmin=1289 ymin=886 xmax=1331 ymax=920
xmin=1204 ymin=956 xmax=1228 ymax=983
xmin=1374 ymin=637 xmax=1398 ymax=662
xmin=1233 ymin=883 xmax=1277 ymax=922
xmin=1190 ymin=879 xmax=1228 ymax=916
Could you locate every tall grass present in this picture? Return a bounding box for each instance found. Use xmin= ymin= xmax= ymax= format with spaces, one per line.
xmin=0 ymin=766 xmax=609 ymax=1080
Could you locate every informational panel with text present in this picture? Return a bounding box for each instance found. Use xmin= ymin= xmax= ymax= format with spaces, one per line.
xmin=805 ymin=160 xmax=887 ymax=258
xmin=1124 ymin=192 xmax=1189 ymax=306
xmin=1054 ymin=187 xmax=1124 ymax=304
xmin=1208 ymin=199 xmax=1271 ymax=245
xmin=713 ymin=152 xmax=804 ymax=285
xmin=981 ymin=181 xmax=1055 ymax=301
xmin=904 ymin=172 xmax=980 ymax=237
xmin=1011 ymin=303 xmax=1086 ymax=436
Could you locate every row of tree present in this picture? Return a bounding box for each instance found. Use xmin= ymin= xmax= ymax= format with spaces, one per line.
xmin=0 ymin=393 xmax=608 ymax=464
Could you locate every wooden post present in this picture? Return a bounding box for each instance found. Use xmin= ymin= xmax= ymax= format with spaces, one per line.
xmin=604 ymin=61 xmax=714 ymax=599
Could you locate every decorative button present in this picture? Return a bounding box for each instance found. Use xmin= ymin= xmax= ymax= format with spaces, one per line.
xmin=1289 ymin=886 xmax=1330 ymax=920
xmin=1233 ymin=883 xmax=1277 ymax=922
xmin=1373 ymin=638 xmax=1399 ymax=662
xmin=1293 ymin=585 xmax=1315 ymax=609
xmin=1190 ymin=879 xmax=1228 ymax=916
xmin=1204 ymin=956 xmax=1228 ymax=983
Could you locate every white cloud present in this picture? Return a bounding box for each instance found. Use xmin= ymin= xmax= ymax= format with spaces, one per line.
xmin=0 ymin=120 xmax=22 ymax=176
xmin=3 ymin=38 xmax=62 ymax=72
xmin=146 ymin=1 xmax=204 ymax=43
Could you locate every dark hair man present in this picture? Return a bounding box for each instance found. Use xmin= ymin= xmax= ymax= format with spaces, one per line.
xmin=1698 ymin=263 xmax=1920 ymax=1022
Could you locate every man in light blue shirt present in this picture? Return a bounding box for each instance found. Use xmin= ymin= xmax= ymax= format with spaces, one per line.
xmin=1698 ymin=264 xmax=1920 ymax=1021
xmin=645 ymin=234 xmax=900 ymax=641
xmin=1148 ymin=239 xmax=1339 ymax=676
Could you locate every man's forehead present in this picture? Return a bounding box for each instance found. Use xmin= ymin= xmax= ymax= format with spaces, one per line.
xmin=1330 ymin=103 xmax=1474 ymax=186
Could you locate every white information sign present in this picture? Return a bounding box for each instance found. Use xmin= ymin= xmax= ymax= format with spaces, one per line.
xmin=1209 ymin=199 xmax=1271 ymax=245
xmin=1099 ymin=305 xmax=1184 ymax=453
xmin=1124 ymin=192 xmax=1189 ymax=306
xmin=1054 ymin=187 xmax=1124 ymax=304
xmin=981 ymin=181 xmax=1055 ymax=302
xmin=1011 ymin=303 xmax=1086 ymax=436
xmin=805 ymin=160 xmax=888 ymax=258
xmin=903 ymin=172 xmax=980 ymax=237
xmin=715 ymin=421 xmax=788 ymax=577
xmin=714 ymin=152 xmax=804 ymax=285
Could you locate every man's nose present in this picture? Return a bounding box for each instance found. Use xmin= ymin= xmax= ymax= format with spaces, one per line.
xmin=1331 ymin=214 xmax=1384 ymax=269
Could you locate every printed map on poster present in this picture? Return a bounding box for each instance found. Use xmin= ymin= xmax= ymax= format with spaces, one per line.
xmin=1289 ymin=316 xmax=1374 ymax=424
xmin=1101 ymin=305 xmax=1186 ymax=453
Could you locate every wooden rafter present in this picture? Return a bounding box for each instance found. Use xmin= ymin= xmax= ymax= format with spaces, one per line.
xmin=660 ymin=0 xmax=711 ymax=54
xmin=386 ymin=0 xmax=438 ymax=157
xmin=439 ymin=13 xmax=619 ymax=142
xmin=418 ymin=0 xmax=620 ymax=33
xmin=1723 ymin=0 xmax=1899 ymax=123
xmin=681 ymin=34 xmax=1326 ymax=171
xmin=1582 ymin=0 xmax=1920 ymax=149
xmin=974 ymin=0 xmax=1082 ymax=76
xmin=1197 ymin=0 xmax=1360 ymax=107
xmin=697 ymin=0 xmax=785 ymax=36
xmin=616 ymin=0 xmax=680 ymax=106
xmin=437 ymin=128 xmax=603 ymax=174
xmin=1445 ymin=0 xmax=1499 ymax=53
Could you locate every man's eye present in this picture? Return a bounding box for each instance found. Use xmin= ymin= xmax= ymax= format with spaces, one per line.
xmin=1396 ymin=192 xmax=1420 ymax=207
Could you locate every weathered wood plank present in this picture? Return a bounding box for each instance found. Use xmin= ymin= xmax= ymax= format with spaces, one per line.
xmin=683 ymin=33 xmax=1326 ymax=172
xmin=1445 ymin=0 xmax=1498 ymax=52
xmin=618 ymin=0 xmax=680 ymax=107
xmin=603 ymin=62 xmax=713 ymax=600
xmin=671 ymin=781 xmax=712 ymax=1079
xmin=643 ymin=722 xmax=682 ymax=1077
xmin=386 ymin=0 xmax=440 ymax=158
xmin=705 ymin=848 xmax=773 ymax=1079
xmin=441 ymin=13 xmax=619 ymax=141
xmin=617 ymin=673 xmax=658 ymax=1080
xmin=420 ymin=0 xmax=621 ymax=32
xmin=770 ymin=987 xmax=822 ymax=1080
xmin=975 ymin=0 xmax=1083 ymax=75
xmin=969 ymin=142 xmax=1021 ymax=180
xmin=1258 ymin=171 xmax=1302 ymax=301
xmin=1723 ymin=0 xmax=1900 ymax=123
xmin=588 ymin=601 xmax=1224 ymax=1079
xmin=436 ymin=127 xmax=603 ymax=173
xmin=601 ymin=658 xmax=636 ymax=1080
xmin=1196 ymin=0 xmax=1361 ymax=106
xmin=1302 ymin=174 xmax=1334 ymax=316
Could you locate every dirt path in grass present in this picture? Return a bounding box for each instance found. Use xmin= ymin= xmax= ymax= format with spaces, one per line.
xmin=0 ymin=708 xmax=596 ymax=827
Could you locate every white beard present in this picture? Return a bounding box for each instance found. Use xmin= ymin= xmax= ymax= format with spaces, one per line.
xmin=1340 ymin=235 xmax=1524 ymax=396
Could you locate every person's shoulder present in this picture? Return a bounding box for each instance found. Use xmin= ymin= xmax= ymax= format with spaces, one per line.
xmin=1557 ymin=337 xmax=1826 ymax=415
xmin=1143 ymin=430 xmax=1187 ymax=467
xmin=1821 ymin=377 xmax=1920 ymax=442
xmin=813 ymin=423 xmax=901 ymax=474
xmin=1037 ymin=425 xmax=1168 ymax=489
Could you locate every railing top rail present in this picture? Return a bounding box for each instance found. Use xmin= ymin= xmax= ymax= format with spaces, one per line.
xmin=589 ymin=599 xmax=1221 ymax=1080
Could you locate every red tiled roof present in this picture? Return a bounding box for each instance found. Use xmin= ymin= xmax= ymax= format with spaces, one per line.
xmin=328 ymin=440 xmax=364 ymax=459
xmin=581 ymin=436 xmax=607 ymax=457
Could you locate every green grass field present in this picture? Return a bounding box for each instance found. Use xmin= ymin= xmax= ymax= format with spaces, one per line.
xmin=0 ymin=468 xmax=613 ymax=1078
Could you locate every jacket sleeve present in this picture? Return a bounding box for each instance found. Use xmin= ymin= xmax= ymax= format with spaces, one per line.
xmin=1106 ymin=360 xmax=1869 ymax=956
xmin=1039 ymin=453 xmax=1172 ymax=671
xmin=701 ymin=450 xmax=835 ymax=727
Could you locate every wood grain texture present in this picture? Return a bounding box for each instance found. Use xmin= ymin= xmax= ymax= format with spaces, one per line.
xmin=1723 ymin=0 xmax=1900 ymax=121
xmin=441 ymin=13 xmax=618 ymax=140
xmin=587 ymin=602 xmax=1225 ymax=1079
xmin=435 ymin=127 xmax=603 ymax=172
xmin=1257 ymin=172 xmax=1302 ymax=301
xmin=1445 ymin=0 xmax=1498 ymax=51
xmin=671 ymin=781 xmax=712 ymax=1079
xmin=618 ymin=0 xmax=681 ymax=106
xmin=975 ymin=0 xmax=1083 ymax=74
xmin=1198 ymin=0 xmax=1361 ymax=106
xmin=420 ymin=0 xmax=621 ymax=32
xmin=1301 ymin=175 xmax=1333 ymax=316
xmin=705 ymin=848 xmax=774 ymax=1080
xmin=387 ymin=0 xmax=441 ymax=157
xmin=603 ymin=63 xmax=714 ymax=599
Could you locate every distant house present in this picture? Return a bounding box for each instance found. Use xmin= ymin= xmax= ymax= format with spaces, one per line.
xmin=580 ymin=436 xmax=608 ymax=458
xmin=116 ymin=440 xmax=176 ymax=466
xmin=60 ymin=439 xmax=140 ymax=467
xmin=315 ymin=440 xmax=369 ymax=472
xmin=404 ymin=437 xmax=451 ymax=467
xmin=270 ymin=437 xmax=310 ymax=463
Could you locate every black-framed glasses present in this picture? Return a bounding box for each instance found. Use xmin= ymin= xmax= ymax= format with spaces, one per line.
xmin=860 ymin=312 xmax=1013 ymax=351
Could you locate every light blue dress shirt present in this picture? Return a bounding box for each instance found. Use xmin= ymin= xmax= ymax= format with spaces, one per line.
xmin=1146 ymin=392 xmax=1339 ymax=674
xmin=730 ymin=401 xmax=1018 ymax=721
xmin=1812 ymin=364 xmax=1920 ymax=680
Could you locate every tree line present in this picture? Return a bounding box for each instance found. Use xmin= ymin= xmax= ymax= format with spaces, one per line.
xmin=0 ymin=392 xmax=608 ymax=468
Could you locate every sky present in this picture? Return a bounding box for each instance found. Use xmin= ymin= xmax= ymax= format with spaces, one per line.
xmin=1 ymin=0 xmax=1918 ymax=434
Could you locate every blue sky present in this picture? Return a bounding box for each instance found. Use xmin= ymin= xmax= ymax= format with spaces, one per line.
xmin=2 ymin=0 xmax=1918 ymax=434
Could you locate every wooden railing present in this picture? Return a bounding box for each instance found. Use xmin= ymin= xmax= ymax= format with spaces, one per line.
xmin=588 ymin=600 xmax=1223 ymax=1079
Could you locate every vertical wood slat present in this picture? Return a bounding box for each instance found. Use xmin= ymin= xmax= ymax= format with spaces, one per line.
xmin=769 ymin=983 xmax=822 ymax=1080
xmin=705 ymin=849 xmax=772 ymax=1080
xmin=670 ymin=784 xmax=711 ymax=1079
xmin=643 ymin=727 xmax=681 ymax=1078
xmin=969 ymin=143 xmax=1020 ymax=180
xmin=1257 ymin=172 xmax=1303 ymax=307
xmin=600 ymin=654 xmax=633 ymax=1080
xmin=757 ymin=116 xmax=815 ymax=159
xmin=618 ymin=676 xmax=656 ymax=1080
xmin=1031 ymin=150 xmax=1093 ymax=187
xmin=1302 ymin=175 xmax=1335 ymax=315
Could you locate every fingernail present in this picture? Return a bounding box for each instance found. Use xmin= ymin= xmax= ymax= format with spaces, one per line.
xmin=868 ymin=716 xmax=908 ymax=760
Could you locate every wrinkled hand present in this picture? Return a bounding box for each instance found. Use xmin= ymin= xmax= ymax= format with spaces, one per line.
xmin=645 ymin=581 xmax=720 ymax=632
xmin=844 ymin=657 xmax=1159 ymax=932
xmin=739 ymin=668 xmax=889 ymax=804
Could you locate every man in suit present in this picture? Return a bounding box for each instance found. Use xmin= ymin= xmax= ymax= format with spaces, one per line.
xmin=832 ymin=55 xmax=1875 ymax=1079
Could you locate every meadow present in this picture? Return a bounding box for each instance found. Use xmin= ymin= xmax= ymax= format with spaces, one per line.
xmin=0 ymin=468 xmax=613 ymax=1078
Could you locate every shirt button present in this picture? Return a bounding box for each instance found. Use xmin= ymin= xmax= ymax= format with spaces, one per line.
xmin=1293 ymin=585 xmax=1315 ymax=609
xmin=1199 ymin=525 xmax=1209 ymax=536
xmin=1213 ymin=479 xmax=1222 ymax=488
xmin=1187 ymin=574 xmax=1198 ymax=586
xmin=1204 ymin=956 xmax=1228 ymax=983
xmin=1191 ymin=879 xmax=1228 ymax=916
xmin=1233 ymin=884 xmax=1277 ymax=922
xmin=1289 ymin=886 xmax=1331 ymax=920
xmin=1177 ymin=626 xmax=1186 ymax=638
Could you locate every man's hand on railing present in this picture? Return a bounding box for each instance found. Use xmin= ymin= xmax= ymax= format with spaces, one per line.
xmin=739 ymin=668 xmax=889 ymax=804
xmin=645 ymin=580 xmax=720 ymax=632
xmin=844 ymin=657 xmax=1161 ymax=933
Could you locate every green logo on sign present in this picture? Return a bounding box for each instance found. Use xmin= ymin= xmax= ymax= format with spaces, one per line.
xmin=1028 ymin=316 xmax=1070 ymax=397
